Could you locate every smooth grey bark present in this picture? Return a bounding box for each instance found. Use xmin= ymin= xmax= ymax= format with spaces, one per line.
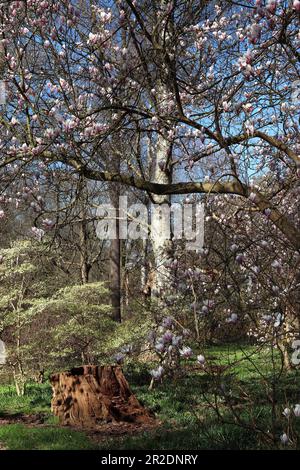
xmin=150 ymin=130 xmax=173 ymax=294
xmin=109 ymin=186 xmax=122 ymax=322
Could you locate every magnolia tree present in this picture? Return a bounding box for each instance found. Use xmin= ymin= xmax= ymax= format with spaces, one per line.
xmin=135 ymin=184 xmax=300 ymax=446
xmin=0 ymin=0 xmax=299 ymax=283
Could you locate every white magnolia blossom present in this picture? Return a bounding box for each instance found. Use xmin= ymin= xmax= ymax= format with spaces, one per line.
xmin=227 ymin=313 xmax=238 ymax=323
xmin=150 ymin=366 xmax=164 ymax=380
xmin=179 ymin=346 xmax=193 ymax=359
xmin=280 ymin=433 xmax=289 ymax=445
xmin=197 ymin=355 xmax=206 ymax=365
xmin=294 ymin=404 xmax=300 ymax=417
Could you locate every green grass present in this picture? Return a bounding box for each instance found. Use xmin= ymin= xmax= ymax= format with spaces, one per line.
xmin=0 ymin=343 xmax=299 ymax=450
xmin=0 ymin=381 xmax=95 ymax=450
xmin=0 ymin=382 xmax=52 ymax=416
xmin=0 ymin=424 xmax=95 ymax=450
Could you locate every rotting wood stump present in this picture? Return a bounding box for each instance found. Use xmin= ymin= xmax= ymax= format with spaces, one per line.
xmin=50 ymin=365 xmax=154 ymax=427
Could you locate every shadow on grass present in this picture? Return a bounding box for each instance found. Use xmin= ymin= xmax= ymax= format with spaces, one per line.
xmin=99 ymin=421 xmax=261 ymax=451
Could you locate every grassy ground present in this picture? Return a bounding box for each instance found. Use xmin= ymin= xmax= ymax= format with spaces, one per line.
xmin=0 ymin=424 xmax=96 ymax=450
xmin=0 ymin=343 xmax=299 ymax=450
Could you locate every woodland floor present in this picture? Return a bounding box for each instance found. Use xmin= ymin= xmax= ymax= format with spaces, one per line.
xmin=0 ymin=344 xmax=300 ymax=450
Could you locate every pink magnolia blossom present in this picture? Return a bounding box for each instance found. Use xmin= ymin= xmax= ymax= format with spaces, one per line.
xmin=222 ymin=101 xmax=230 ymax=112
xmin=42 ymin=219 xmax=55 ymax=230
xmin=249 ymin=192 xmax=257 ymax=203
xmin=293 ymin=0 xmax=300 ymax=12
xmin=179 ymin=346 xmax=193 ymax=359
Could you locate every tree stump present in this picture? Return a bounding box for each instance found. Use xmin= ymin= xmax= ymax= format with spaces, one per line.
xmin=50 ymin=365 xmax=153 ymax=427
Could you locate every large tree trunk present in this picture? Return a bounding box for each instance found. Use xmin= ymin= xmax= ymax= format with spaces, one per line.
xmin=110 ymin=190 xmax=122 ymax=322
xmin=50 ymin=365 xmax=153 ymax=427
xmin=78 ymin=211 xmax=90 ymax=284
xmin=150 ymin=93 xmax=173 ymax=296
xmin=149 ymin=2 xmax=175 ymax=295
xmin=77 ymin=181 xmax=91 ymax=284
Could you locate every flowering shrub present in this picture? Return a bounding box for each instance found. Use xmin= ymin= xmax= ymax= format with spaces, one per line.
xmin=146 ymin=315 xmax=206 ymax=386
xmin=280 ymin=404 xmax=300 ymax=446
